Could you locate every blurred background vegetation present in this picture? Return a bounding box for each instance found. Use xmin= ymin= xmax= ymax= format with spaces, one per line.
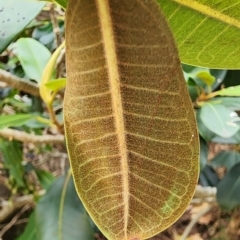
xmin=0 ymin=1 xmax=240 ymax=240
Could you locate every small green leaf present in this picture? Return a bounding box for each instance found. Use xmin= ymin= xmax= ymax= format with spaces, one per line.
xmin=35 ymin=169 xmax=55 ymax=190
xmin=197 ymin=71 xmax=215 ymax=86
xmin=0 ymin=114 xmax=35 ymax=130
xmin=35 ymin=172 xmax=94 ymax=240
xmin=45 ymin=78 xmax=66 ymax=91
xmin=0 ymin=139 xmax=25 ymax=188
xmin=200 ymin=104 xmax=240 ymax=138
xmin=16 ymin=212 xmax=36 ymax=240
xmin=0 ymin=0 xmax=45 ymax=53
xmin=15 ymin=38 xmax=51 ymax=82
xmin=210 ymin=151 xmax=240 ymax=171
xmin=215 ymin=86 xmax=240 ymax=97
xmin=217 ymin=162 xmax=240 ymax=210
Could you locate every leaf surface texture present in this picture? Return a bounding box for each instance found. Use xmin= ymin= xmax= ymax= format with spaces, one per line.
xmin=64 ymin=0 xmax=199 ymax=239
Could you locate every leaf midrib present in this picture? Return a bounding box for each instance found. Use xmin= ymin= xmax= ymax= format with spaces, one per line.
xmin=172 ymin=0 xmax=240 ymax=29
xmin=96 ymin=0 xmax=129 ymax=237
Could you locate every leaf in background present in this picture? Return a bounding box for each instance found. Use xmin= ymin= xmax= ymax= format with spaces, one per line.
xmin=0 ymin=114 xmax=36 ymax=130
xmin=183 ymin=65 xmax=227 ymax=91
xmin=200 ymin=104 xmax=240 ymax=138
xmin=35 ymin=169 xmax=55 ymax=190
xmin=35 ymin=172 xmax=94 ymax=240
xmin=157 ymin=0 xmax=240 ymax=69
xmin=217 ymin=162 xmax=240 ymax=210
xmin=209 ymin=97 xmax=240 ymax=111
xmin=16 ymin=212 xmax=37 ymax=240
xmin=0 ymin=0 xmax=45 ymax=53
xmin=64 ymin=0 xmax=199 ymax=239
xmin=212 ymin=129 xmax=240 ymax=145
xmin=196 ymin=110 xmax=216 ymax=142
xmin=199 ymin=165 xmax=219 ymax=187
xmin=0 ymin=139 xmax=25 ymax=188
xmin=210 ymin=151 xmax=240 ymax=171
xmin=39 ymin=41 xmax=65 ymax=105
xmin=214 ymin=86 xmax=240 ymax=97
xmin=200 ymin=137 xmax=208 ymax=171
xmin=197 ymin=71 xmax=215 ymax=86
xmin=45 ymin=78 xmax=66 ymax=92
xmin=53 ymin=0 xmax=67 ymax=9
xmin=15 ymin=38 xmax=51 ymax=82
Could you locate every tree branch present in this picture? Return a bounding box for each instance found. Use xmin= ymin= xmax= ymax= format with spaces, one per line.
xmin=0 ymin=69 xmax=39 ymax=97
xmin=0 ymin=129 xmax=64 ymax=144
xmin=0 ymin=190 xmax=45 ymax=223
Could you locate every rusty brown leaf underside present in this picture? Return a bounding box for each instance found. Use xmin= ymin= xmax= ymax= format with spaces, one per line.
xmin=64 ymin=0 xmax=199 ymax=239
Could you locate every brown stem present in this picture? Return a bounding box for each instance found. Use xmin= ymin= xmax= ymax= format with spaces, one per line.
xmin=0 ymin=129 xmax=64 ymax=144
xmin=0 ymin=69 xmax=39 ymax=97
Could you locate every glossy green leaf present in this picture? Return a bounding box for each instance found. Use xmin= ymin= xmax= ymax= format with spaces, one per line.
xmin=0 ymin=139 xmax=25 ymax=188
xmin=200 ymin=104 xmax=240 ymax=138
xmin=15 ymin=38 xmax=51 ymax=82
xmin=0 ymin=0 xmax=45 ymax=53
xmin=35 ymin=169 xmax=55 ymax=190
xmin=35 ymin=172 xmax=94 ymax=240
xmin=157 ymin=0 xmax=240 ymax=69
xmin=45 ymin=78 xmax=66 ymax=91
xmin=217 ymin=162 xmax=240 ymax=210
xmin=0 ymin=114 xmax=35 ymax=130
xmin=210 ymin=151 xmax=240 ymax=171
xmin=16 ymin=212 xmax=37 ymax=240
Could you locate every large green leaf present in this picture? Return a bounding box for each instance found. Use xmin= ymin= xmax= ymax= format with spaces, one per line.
xmin=64 ymin=0 xmax=199 ymax=239
xmin=15 ymin=38 xmax=51 ymax=82
xmin=35 ymin=172 xmax=94 ymax=240
xmin=217 ymin=162 xmax=240 ymax=210
xmin=158 ymin=0 xmax=240 ymax=69
xmin=0 ymin=139 xmax=25 ymax=188
xmin=0 ymin=0 xmax=45 ymax=53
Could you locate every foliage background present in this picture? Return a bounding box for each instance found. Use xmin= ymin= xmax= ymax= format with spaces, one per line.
xmin=0 ymin=1 xmax=240 ymax=240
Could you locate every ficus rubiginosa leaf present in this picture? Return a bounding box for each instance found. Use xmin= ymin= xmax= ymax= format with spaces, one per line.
xmin=64 ymin=0 xmax=199 ymax=239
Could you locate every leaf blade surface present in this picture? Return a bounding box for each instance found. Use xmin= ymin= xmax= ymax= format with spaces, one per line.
xmin=64 ymin=0 xmax=199 ymax=239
